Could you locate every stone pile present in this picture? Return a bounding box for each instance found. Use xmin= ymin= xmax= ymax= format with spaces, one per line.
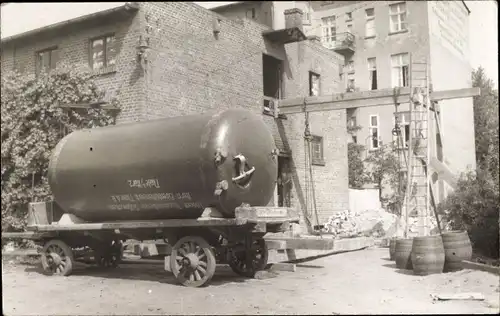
xmin=321 ymin=209 xmax=398 ymax=239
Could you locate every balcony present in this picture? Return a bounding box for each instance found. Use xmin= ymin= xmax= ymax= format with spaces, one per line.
xmin=323 ymin=32 xmax=356 ymax=55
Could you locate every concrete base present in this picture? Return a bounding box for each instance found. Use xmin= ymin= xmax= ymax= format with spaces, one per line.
xmin=128 ymin=242 xmax=172 ymax=258
xmin=267 ymin=236 xmax=374 ymax=263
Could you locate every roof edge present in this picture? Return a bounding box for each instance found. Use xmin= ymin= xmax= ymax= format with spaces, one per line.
xmin=1 ymin=2 xmax=140 ymax=44
xmin=461 ymin=0 xmax=471 ymax=14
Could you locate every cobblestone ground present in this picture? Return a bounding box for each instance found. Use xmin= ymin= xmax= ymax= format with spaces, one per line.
xmin=2 ymin=248 xmax=499 ymax=315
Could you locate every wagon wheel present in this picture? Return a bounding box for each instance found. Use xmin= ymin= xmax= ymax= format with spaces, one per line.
xmin=94 ymin=240 xmax=123 ymax=268
xmin=40 ymin=239 xmax=75 ymax=276
xmin=170 ymin=236 xmax=216 ymax=287
xmin=229 ymin=238 xmax=268 ymax=278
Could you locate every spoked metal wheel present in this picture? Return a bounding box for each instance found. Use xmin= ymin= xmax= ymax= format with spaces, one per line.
xmin=229 ymin=238 xmax=268 ymax=278
xmin=41 ymin=239 xmax=75 ymax=276
xmin=94 ymin=240 xmax=123 ymax=268
xmin=170 ymin=236 xmax=216 ymax=287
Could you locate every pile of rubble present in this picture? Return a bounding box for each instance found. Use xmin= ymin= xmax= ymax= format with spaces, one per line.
xmin=321 ymin=209 xmax=450 ymax=239
xmin=321 ymin=209 xmax=398 ymax=239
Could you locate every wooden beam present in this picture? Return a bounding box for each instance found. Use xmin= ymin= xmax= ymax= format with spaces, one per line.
xmin=429 ymin=157 xmax=458 ymax=190
xmin=278 ymin=87 xmax=480 ymax=115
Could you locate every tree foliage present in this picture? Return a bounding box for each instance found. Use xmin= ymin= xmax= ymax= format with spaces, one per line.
xmin=439 ymin=169 xmax=499 ymax=258
xmin=364 ymin=144 xmax=402 ymax=205
xmin=347 ymin=124 xmax=368 ymax=189
xmin=472 ymin=67 xmax=499 ymax=190
xmin=1 ymin=63 xmax=117 ymax=232
xmin=348 ymin=143 xmax=368 ymax=189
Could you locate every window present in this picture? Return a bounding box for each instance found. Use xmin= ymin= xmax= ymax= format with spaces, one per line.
xmin=347 ymin=23 xmax=353 ymax=34
xmin=303 ymin=3 xmax=312 ymax=24
xmin=368 ymin=57 xmax=377 ymax=90
xmin=246 ymin=8 xmax=256 ymax=19
xmin=321 ymin=16 xmax=337 ymax=47
xmin=391 ymin=53 xmax=409 ymax=87
xmin=347 ymin=73 xmax=355 ymax=92
xmin=309 ymin=72 xmax=320 ymax=96
xmin=369 ymin=115 xmax=380 ymax=150
xmin=90 ymin=34 xmax=116 ymax=70
xmin=347 ymin=115 xmax=357 ymax=128
xmin=311 ymin=136 xmax=324 ymax=165
xmin=345 ymin=12 xmax=352 ymax=21
xmin=365 ymin=8 xmax=375 ymax=37
xmin=35 ymin=47 xmax=58 ymax=76
xmin=345 ymin=60 xmax=354 ymax=73
xmin=389 ymin=2 xmax=407 ymax=33
xmin=393 ymin=112 xmax=410 ymax=148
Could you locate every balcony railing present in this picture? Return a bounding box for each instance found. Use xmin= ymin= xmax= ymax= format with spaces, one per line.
xmin=322 ymin=32 xmax=356 ymax=55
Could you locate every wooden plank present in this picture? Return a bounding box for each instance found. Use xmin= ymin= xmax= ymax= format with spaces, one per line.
xmin=268 ymin=262 xmax=297 ymax=272
xmin=32 ymin=218 xmax=247 ymax=232
xmin=235 ymin=206 xmax=300 ymax=223
xmin=431 ymin=293 xmax=485 ymax=301
xmin=278 ymin=87 xmax=480 ymax=115
xmin=429 ymin=157 xmax=458 ymax=190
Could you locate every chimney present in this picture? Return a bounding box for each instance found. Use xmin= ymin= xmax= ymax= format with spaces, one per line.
xmin=284 ymin=8 xmax=303 ymax=31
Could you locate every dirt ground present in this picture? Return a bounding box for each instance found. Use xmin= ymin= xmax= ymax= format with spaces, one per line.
xmin=2 ymin=247 xmax=499 ymax=315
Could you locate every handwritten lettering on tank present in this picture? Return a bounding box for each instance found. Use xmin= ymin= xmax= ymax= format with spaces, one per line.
xmin=127 ymin=178 xmax=161 ymax=189
xmin=108 ymin=189 xmax=201 ymax=211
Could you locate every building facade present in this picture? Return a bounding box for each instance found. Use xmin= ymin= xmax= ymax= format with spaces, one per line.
xmin=214 ymin=1 xmax=476 ymax=204
xmin=0 ymin=2 xmax=348 ymax=228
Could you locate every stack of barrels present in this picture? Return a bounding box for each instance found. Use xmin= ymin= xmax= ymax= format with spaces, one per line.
xmin=389 ymin=230 xmax=472 ymax=275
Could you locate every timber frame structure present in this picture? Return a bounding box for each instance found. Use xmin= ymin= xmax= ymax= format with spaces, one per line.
xmin=268 ymin=74 xmax=480 ymax=236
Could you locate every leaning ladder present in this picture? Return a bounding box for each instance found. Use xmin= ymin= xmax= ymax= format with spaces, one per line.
xmin=405 ymin=54 xmax=432 ymax=237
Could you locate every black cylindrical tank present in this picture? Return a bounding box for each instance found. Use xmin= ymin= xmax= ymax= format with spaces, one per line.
xmin=48 ymin=109 xmax=278 ymax=222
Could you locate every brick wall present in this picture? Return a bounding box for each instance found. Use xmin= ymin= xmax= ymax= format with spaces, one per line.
xmin=141 ymin=2 xmax=348 ymax=225
xmin=1 ymin=2 xmax=349 ymax=227
xmin=0 ymin=11 xmax=145 ymax=123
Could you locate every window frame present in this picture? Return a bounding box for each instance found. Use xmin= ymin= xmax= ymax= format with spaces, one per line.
xmin=246 ymin=8 xmax=256 ymax=19
xmin=321 ymin=15 xmax=337 ymax=47
xmin=89 ymin=33 xmax=117 ymax=71
xmin=309 ymin=71 xmax=321 ymax=97
xmin=35 ymin=46 xmax=58 ymax=76
xmin=365 ymin=8 xmax=376 ymax=38
xmin=389 ymin=2 xmax=408 ymax=33
xmin=393 ymin=111 xmax=411 ymax=148
xmin=367 ymin=57 xmax=377 ymax=90
xmin=310 ymin=135 xmax=325 ymax=166
xmin=391 ymin=53 xmax=409 ymax=87
xmin=369 ymin=114 xmax=380 ymax=150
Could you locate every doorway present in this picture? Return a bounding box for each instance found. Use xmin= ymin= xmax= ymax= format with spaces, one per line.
xmin=277 ymin=156 xmax=292 ymax=207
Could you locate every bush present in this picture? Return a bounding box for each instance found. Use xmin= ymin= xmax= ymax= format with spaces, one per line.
xmin=348 ymin=143 xmax=368 ymax=189
xmin=439 ymin=169 xmax=499 ymax=259
xmin=1 ymin=63 xmax=117 ymax=232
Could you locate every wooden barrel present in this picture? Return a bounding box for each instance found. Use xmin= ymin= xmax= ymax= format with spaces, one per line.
xmin=411 ymin=235 xmax=445 ymax=276
xmin=441 ymin=230 xmax=473 ymax=272
xmin=389 ymin=238 xmax=398 ymax=261
xmin=395 ymin=238 xmax=413 ymax=270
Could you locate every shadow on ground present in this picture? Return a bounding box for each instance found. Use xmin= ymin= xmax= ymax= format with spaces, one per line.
xmin=382 ymin=263 xmax=414 ymax=275
xmin=23 ymin=261 xmax=254 ymax=287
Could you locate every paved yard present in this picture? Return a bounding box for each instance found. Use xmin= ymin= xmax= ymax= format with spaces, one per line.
xmin=2 ymin=248 xmax=499 ymax=315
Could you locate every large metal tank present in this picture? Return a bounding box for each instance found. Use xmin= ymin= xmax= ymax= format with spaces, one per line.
xmin=48 ymin=109 xmax=278 ymax=222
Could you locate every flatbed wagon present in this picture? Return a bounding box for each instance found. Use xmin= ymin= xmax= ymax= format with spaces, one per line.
xmin=2 ymin=201 xmax=299 ymax=287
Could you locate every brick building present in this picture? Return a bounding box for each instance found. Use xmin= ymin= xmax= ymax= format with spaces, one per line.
xmin=0 ymin=2 xmax=348 ymax=228
xmin=214 ymin=1 xmax=476 ymax=204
